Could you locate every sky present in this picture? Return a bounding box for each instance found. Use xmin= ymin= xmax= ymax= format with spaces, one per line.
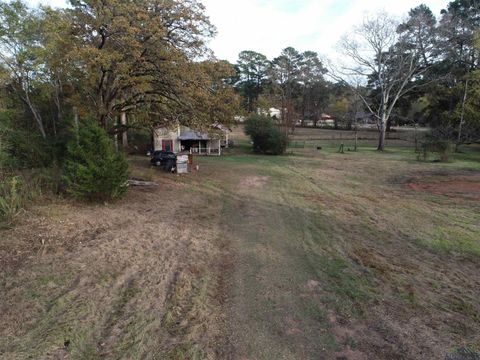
xmin=25 ymin=0 xmax=447 ymax=62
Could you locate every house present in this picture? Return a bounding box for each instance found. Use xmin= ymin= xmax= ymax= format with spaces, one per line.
xmin=318 ymin=114 xmax=335 ymax=127
xmin=269 ymin=107 xmax=282 ymax=119
xmin=234 ymin=115 xmax=246 ymax=123
xmin=153 ymin=124 xmax=231 ymax=156
xmin=355 ymin=111 xmax=376 ymax=125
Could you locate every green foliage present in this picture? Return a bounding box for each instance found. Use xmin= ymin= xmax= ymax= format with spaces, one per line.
xmin=0 ymin=111 xmax=11 ymax=169
xmin=0 ymin=175 xmax=24 ymax=223
xmin=419 ymin=136 xmax=453 ymax=162
xmin=0 ymin=173 xmax=42 ymax=224
xmin=62 ymin=120 xmax=129 ymax=202
xmin=244 ymin=115 xmax=288 ymax=155
xmin=235 ymin=51 xmax=271 ymax=113
xmin=7 ymin=128 xmax=53 ymax=168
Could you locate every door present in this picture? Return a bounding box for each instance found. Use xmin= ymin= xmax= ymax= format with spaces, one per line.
xmin=162 ymin=140 xmax=173 ymax=152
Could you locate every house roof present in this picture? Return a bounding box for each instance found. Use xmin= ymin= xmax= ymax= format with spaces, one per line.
xmin=178 ymin=129 xmax=210 ymax=141
xmin=211 ymin=122 xmax=232 ymax=132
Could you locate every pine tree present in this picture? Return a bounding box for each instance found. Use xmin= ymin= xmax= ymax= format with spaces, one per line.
xmin=63 ymin=120 xmax=129 ymax=201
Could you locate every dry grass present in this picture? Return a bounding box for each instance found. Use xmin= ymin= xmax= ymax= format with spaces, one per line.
xmin=0 ymin=160 xmax=225 ymax=359
xmin=0 ymin=134 xmax=479 ymax=359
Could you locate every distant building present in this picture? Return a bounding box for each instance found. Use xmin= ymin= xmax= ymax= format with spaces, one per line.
xmin=269 ymin=108 xmax=282 ymax=119
xmin=355 ymin=111 xmax=376 ymax=124
xmin=318 ymin=113 xmax=335 ymax=127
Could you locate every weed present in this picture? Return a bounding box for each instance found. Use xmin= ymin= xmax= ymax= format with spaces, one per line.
xmin=0 ymin=176 xmax=26 ymax=224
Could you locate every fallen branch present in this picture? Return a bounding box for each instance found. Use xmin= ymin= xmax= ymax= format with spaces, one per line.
xmin=127 ymin=179 xmax=158 ymax=187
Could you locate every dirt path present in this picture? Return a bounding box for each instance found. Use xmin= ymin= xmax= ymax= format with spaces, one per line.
xmin=215 ymin=165 xmax=365 ymax=359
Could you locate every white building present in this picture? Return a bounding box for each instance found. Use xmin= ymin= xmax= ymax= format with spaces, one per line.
xmin=153 ymin=124 xmax=230 ymax=156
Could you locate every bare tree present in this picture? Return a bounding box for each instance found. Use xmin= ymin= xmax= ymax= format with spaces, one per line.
xmin=334 ymin=13 xmax=431 ymax=150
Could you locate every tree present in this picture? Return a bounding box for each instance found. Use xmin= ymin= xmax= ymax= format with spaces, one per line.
xmin=298 ymin=51 xmax=328 ymax=126
xmin=327 ymin=97 xmax=350 ymax=129
xmin=271 ymin=47 xmax=303 ymax=134
xmin=436 ymin=0 xmax=480 ymax=149
xmin=235 ymin=50 xmax=270 ymax=113
xmin=0 ymin=1 xmax=48 ymax=138
xmin=397 ymin=5 xmax=438 ymax=67
xmin=337 ymin=12 xmax=432 ymax=150
xmin=244 ymin=114 xmax=288 ymax=155
xmin=63 ymin=119 xmax=129 ymax=201
xmin=66 ymin=0 xmax=224 ymax=133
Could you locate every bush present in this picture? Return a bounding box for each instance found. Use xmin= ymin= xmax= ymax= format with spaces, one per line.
xmin=62 ymin=120 xmax=129 ymax=202
xmin=244 ymin=115 xmax=288 ymax=155
xmin=418 ymin=137 xmax=452 ymax=162
xmin=1 ymin=109 xmax=55 ymax=169
xmin=0 ymin=176 xmax=25 ymax=223
xmin=0 ymin=174 xmax=41 ymax=224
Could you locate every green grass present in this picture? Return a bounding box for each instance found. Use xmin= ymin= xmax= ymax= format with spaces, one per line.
xmin=1 ymin=139 xmax=479 ymax=359
xmin=198 ymin=142 xmax=479 ymax=358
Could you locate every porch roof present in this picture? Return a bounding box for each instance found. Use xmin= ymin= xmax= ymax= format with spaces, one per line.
xmin=178 ymin=129 xmax=210 ymax=141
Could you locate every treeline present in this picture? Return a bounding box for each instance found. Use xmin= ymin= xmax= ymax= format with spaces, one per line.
xmin=232 ymin=48 xmax=330 ymax=131
xmin=231 ymin=0 xmax=480 ymax=150
xmin=0 ymin=0 xmax=239 ymax=222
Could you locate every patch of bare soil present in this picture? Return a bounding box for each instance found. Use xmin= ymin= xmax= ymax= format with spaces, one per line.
xmin=328 ymin=311 xmax=368 ymax=360
xmin=404 ymin=171 xmax=480 ymax=201
xmin=239 ymin=175 xmax=270 ymax=188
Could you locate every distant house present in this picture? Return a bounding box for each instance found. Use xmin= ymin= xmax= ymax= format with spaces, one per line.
xmin=234 ymin=115 xmax=246 ymax=123
xmin=317 ymin=113 xmax=335 ymax=127
xmin=355 ymin=111 xmax=376 ymax=124
xmin=269 ymin=107 xmax=282 ymax=119
xmin=153 ymin=123 xmax=231 ymax=155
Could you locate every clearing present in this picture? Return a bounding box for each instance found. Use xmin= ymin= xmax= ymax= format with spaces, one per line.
xmin=1 ymin=131 xmax=479 ymax=359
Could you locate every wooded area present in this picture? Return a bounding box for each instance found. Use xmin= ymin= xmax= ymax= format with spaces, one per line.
xmin=232 ymin=1 xmax=480 ymax=150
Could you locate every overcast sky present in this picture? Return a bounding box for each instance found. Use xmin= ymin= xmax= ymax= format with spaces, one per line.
xmin=25 ymin=0 xmax=447 ymax=62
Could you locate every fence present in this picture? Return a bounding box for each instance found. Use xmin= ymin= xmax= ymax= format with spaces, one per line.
xmin=287 ymin=129 xmax=425 ymax=149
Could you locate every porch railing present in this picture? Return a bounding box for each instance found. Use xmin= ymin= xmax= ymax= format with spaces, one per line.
xmin=190 ymin=147 xmax=222 ymax=156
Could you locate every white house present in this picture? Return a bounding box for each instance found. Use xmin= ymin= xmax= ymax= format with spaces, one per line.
xmin=153 ymin=124 xmax=230 ymax=156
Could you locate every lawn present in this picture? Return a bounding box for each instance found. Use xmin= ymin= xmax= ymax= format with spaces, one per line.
xmin=1 ymin=132 xmax=479 ymax=359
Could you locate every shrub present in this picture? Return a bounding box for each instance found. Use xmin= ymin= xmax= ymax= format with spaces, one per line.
xmin=0 ymin=176 xmax=24 ymax=223
xmin=244 ymin=115 xmax=288 ymax=155
xmin=62 ymin=120 xmax=129 ymax=202
xmin=418 ymin=136 xmax=452 ymax=162
xmin=0 ymin=174 xmax=41 ymax=224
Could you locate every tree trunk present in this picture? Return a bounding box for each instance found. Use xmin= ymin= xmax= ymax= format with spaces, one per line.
xmin=414 ymin=123 xmax=418 ymax=153
xmin=121 ymin=110 xmax=128 ymax=149
xmin=354 ymin=128 xmax=358 ymax=152
xmin=386 ymin=116 xmax=392 ymax=132
xmin=73 ymin=107 xmax=80 ymax=146
xmin=378 ymin=115 xmax=386 ymax=151
xmin=114 ymin=115 xmax=119 ymax=153
xmin=456 ymin=78 xmax=469 ymax=152
xmin=24 ymin=92 xmax=46 ymax=139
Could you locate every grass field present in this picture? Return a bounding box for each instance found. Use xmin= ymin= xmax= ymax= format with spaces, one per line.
xmin=1 ymin=128 xmax=479 ymax=359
